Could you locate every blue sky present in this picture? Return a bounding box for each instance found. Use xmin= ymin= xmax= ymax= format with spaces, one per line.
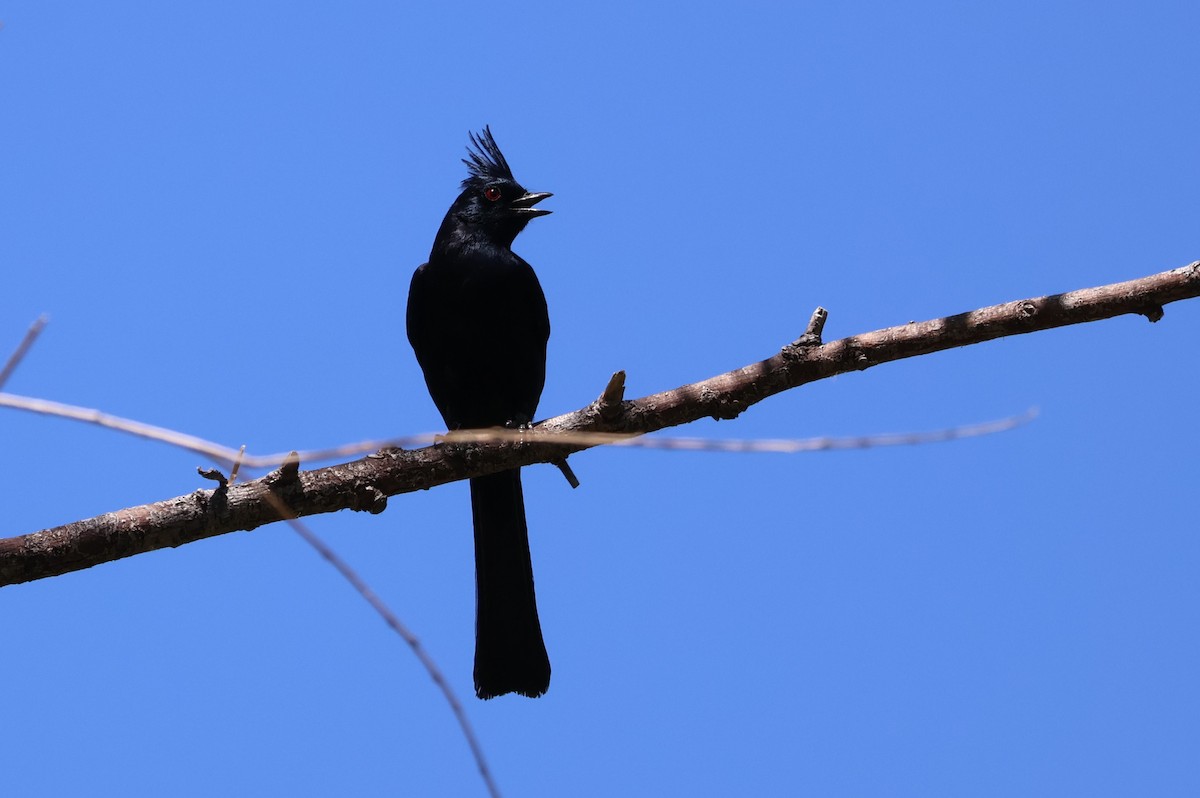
xmin=3 ymin=3 xmax=1199 ymax=795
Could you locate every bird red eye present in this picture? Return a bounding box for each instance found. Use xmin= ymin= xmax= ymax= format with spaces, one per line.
xmin=484 ymin=186 xmax=502 ymax=202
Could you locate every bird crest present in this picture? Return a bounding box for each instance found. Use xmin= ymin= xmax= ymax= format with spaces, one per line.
xmin=461 ymin=126 xmax=515 ymax=188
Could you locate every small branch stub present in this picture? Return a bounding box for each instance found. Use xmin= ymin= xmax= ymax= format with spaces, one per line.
xmin=803 ymin=306 xmax=828 ymax=343
xmin=351 ymin=484 xmax=388 ymax=514
xmin=783 ymin=306 xmax=828 ymax=359
xmin=197 ymin=467 xmax=228 ymax=487
xmin=596 ymin=370 xmax=627 ymax=421
xmin=266 ymin=451 xmax=301 ymax=486
xmin=552 ymin=459 xmax=581 ymax=489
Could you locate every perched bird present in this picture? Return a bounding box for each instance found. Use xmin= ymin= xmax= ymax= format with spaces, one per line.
xmin=406 ymin=127 xmax=554 ymax=699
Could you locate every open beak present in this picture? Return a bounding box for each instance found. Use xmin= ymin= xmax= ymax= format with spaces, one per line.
xmin=510 ymin=191 xmax=553 ymax=217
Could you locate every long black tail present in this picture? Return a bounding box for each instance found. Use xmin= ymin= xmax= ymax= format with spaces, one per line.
xmin=469 ymin=468 xmax=551 ymax=699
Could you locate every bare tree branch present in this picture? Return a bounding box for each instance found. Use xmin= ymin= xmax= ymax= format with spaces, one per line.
xmin=2 ymin=261 xmax=1197 ymax=587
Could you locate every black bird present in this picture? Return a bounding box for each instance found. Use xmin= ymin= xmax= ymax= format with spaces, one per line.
xmin=406 ymin=127 xmax=554 ymax=699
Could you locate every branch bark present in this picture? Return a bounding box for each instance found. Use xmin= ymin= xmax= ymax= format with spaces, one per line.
xmin=2 ymin=261 xmax=1198 ymax=587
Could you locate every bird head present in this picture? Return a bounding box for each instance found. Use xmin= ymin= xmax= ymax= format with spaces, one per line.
xmin=445 ymin=126 xmax=552 ymax=248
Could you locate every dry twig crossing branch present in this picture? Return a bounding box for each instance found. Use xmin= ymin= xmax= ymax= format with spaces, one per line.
xmin=0 ymin=316 xmax=500 ymax=794
xmin=1 ymin=261 xmax=1198 ymax=587
xmin=260 ymin=496 xmax=501 ymax=798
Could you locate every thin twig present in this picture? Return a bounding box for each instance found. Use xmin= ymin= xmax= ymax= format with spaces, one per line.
xmin=0 ymin=315 xmax=48 ymax=390
xmin=228 ymin=445 xmax=247 ymax=485
xmin=0 ymin=392 xmax=1034 ymax=466
xmin=0 ymin=392 xmax=249 ymax=465
xmin=265 ymin=499 xmax=501 ymax=798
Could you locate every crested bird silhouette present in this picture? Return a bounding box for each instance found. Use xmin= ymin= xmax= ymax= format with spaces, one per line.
xmin=406 ymin=127 xmax=554 ymax=699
